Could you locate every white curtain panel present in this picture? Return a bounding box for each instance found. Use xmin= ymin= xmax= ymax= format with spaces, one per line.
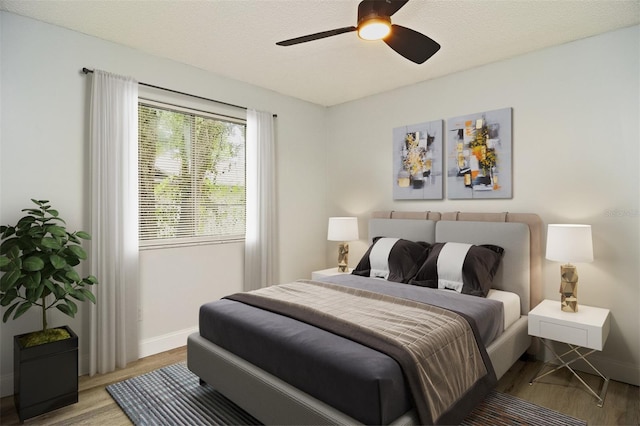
xmin=244 ymin=109 xmax=278 ymax=291
xmin=89 ymin=70 xmax=140 ymax=374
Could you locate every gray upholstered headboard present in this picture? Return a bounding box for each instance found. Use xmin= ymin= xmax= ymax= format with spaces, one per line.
xmin=368 ymin=218 xmax=436 ymax=244
xmin=368 ymin=211 xmax=542 ymax=314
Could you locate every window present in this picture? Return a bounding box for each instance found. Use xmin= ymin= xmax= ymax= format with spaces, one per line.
xmin=138 ymin=101 xmax=246 ymax=247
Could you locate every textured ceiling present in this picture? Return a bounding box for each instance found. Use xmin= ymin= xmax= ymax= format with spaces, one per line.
xmin=2 ymin=0 xmax=639 ymax=106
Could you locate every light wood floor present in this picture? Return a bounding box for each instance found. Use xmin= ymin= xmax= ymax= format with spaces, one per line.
xmin=496 ymin=358 xmax=639 ymax=425
xmin=1 ymin=346 xmax=638 ymax=425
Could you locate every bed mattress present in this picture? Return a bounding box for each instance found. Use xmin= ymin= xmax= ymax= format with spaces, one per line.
xmin=199 ymin=274 xmax=504 ymax=425
xmin=486 ymin=288 xmax=521 ymax=330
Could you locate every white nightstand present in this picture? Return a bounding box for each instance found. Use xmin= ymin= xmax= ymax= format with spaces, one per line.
xmin=528 ymin=299 xmax=611 ymax=407
xmin=311 ymin=267 xmax=351 ymax=280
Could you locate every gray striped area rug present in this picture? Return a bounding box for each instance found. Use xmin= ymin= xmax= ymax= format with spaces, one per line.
xmin=107 ymin=363 xmax=260 ymax=425
xmin=107 ymin=363 xmax=586 ymax=426
xmin=461 ymin=390 xmax=587 ymax=426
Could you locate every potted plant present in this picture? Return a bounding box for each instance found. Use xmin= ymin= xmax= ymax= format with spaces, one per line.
xmin=0 ymin=199 xmax=98 ymax=420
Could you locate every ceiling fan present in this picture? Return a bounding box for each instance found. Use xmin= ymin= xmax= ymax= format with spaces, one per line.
xmin=275 ymin=0 xmax=440 ymax=64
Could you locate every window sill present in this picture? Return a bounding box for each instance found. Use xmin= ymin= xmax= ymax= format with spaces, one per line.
xmin=139 ymin=237 xmax=244 ymax=251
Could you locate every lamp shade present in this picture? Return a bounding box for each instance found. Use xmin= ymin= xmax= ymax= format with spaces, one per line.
xmin=546 ymin=224 xmax=593 ymax=263
xmin=327 ymin=217 xmax=359 ymax=241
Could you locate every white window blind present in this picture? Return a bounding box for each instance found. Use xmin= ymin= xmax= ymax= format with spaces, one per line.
xmin=138 ymin=101 xmax=246 ymax=247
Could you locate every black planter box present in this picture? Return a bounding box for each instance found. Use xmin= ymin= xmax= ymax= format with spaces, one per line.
xmin=14 ymin=325 xmax=79 ymax=421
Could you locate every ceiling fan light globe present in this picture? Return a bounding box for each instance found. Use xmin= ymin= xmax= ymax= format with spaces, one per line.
xmin=358 ymin=19 xmax=391 ymax=41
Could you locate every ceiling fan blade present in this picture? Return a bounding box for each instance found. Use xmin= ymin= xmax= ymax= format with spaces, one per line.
xmin=380 ymin=0 xmax=410 ymax=17
xmin=384 ymin=24 xmax=440 ymax=64
xmin=276 ymin=26 xmax=357 ymax=46
xmin=358 ymin=0 xmax=409 ymax=22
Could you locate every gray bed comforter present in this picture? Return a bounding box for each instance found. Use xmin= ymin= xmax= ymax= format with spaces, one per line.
xmin=199 ymin=274 xmax=503 ymax=425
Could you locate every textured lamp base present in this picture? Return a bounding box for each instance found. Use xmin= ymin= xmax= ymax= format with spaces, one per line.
xmin=560 ymin=264 xmax=578 ymax=313
xmin=337 ymin=243 xmax=349 ymax=273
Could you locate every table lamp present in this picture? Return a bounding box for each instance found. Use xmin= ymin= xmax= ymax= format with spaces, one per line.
xmin=327 ymin=217 xmax=359 ymax=272
xmin=546 ymin=224 xmax=594 ymax=313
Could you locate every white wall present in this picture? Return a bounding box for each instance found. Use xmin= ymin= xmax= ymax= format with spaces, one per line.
xmin=1 ymin=10 xmax=638 ymax=398
xmin=325 ymin=26 xmax=640 ymax=386
xmin=0 ymin=12 xmax=328 ymax=396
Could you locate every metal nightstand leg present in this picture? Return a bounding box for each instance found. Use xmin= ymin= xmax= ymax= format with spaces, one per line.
xmin=529 ymin=338 xmax=610 ymax=407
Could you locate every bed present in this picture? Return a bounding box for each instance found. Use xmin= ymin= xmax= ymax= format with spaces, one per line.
xmin=187 ymin=211 xmax=542 ymax=425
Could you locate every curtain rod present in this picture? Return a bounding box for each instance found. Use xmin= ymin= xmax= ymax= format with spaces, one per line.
xmin=81 ymin=68 xmax=277 ymax=118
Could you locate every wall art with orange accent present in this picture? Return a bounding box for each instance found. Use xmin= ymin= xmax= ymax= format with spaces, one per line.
xmin=446 ymin=108 xmax=512 ymax=199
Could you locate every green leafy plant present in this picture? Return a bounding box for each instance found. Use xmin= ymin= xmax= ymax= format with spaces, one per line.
xmin=0 ymin=199 xmax=98 ymax=337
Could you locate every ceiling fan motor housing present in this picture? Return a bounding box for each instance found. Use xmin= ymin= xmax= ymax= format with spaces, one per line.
xmin=357 ymin=1 xmax=392 ymax=40
xmin=358 ymin=1 xmax=392 ymax=24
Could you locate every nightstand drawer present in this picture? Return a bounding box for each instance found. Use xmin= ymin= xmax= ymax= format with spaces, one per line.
xmin=539 ymin=321 xmax=588 ymax=347
xmin=528 ymin=299 xmax=610 ymax=350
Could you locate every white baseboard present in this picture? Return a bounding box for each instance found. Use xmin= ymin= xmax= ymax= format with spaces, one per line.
xmin=542 ymin=344 xmax=640 ymax=386
xmin=579 ymin=353 xmax=640 ymax=386
xmin=1 ymin=373 xmax=13 ymax=398
xmin=138 ymin=327 xmax=198 ymax=359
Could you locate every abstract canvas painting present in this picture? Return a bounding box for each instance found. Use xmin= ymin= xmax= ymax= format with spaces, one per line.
xmin=393 ymin=120 xmax=443 ymax=200
xmin=446 ymin=108 xmax=512 ymax=199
